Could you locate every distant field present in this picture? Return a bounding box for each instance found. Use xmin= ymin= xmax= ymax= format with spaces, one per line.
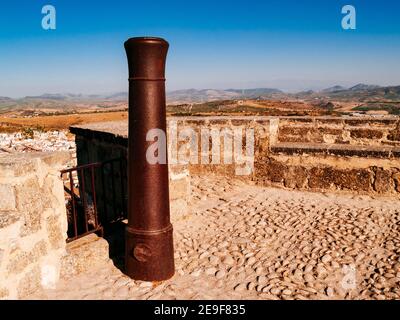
xmin=0 ymin=99 xmax=334 ymax=134
xmin=166 ymin=99 xmax=335 ymax=117
xmin=352 ymin=102 xmax=400 ymax=115
xmin=0 ymin=111 xmax=128 ymax=133
xmin=1 ymin=98 xmax=397 ymax=134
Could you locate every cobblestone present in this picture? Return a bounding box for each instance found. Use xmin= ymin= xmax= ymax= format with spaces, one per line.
xmin=26 ymin=175 xmax=400 ymax=300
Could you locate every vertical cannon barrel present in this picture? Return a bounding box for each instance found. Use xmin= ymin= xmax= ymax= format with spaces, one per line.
xmin=124 ymin=37 xmax=174 ymax=281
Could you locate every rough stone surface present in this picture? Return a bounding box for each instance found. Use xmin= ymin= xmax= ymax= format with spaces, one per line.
xmin=0 ymin=152 xmax=68 ymax=299
xmin=374 ymin=168 xmax=392 ymax=193
xmin=387 ymin=126 xmax=400 ymax=142
xmin=70 ymin=117 xmax=400 ymax=196
xmin=17 ymin=265 xmax=41 ymax=298
xmin=46 ymin=215 xmax=64 ymax=250
xmin=60 ymin=234 xmax=109 ymax=279
xmin=15 ymin=178 xmax=44 ymax=236
xmin=0 ymin=185 xmax=16 ymax=211
xmin=350 ymin=129 xmax=383 ymax=139
xmin=26 ymin=175 xmax=400 ymax=300
xmin=394 ymin=173 xmax=400 ymax=192
xmin=0 ymin=211 xmax=19 ymax=229
xmin=0 ymin=287 xmax=9 ymax=299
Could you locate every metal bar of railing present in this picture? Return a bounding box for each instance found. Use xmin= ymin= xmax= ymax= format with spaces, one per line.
xmin=61 ymin=157 xmax=126 ymax=242
xmin=79 ymin=168 xmax=89 ymax=233
xmin=91 ymin=165 xmax=99 ymax=228
xmin=100 ymin=164 xmax=108 ymax=225
xmin=60 ymin=162 xmax=102 ymax=174
xmin=69 ymin=171 xmax=78 ymax=238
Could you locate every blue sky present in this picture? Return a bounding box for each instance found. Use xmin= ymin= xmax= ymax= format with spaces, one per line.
xmin=1 ymin=0 xmax=400 ymax=98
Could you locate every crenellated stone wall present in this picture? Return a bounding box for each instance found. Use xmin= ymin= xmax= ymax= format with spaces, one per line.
xmin=0 ymin=152 xmax=69 ymax=299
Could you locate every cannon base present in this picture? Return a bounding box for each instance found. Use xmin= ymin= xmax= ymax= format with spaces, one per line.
xmin=125 ymin=224 xmax=174 ymax=281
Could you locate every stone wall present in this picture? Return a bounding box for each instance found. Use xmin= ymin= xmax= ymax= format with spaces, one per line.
xmin=170 ymin=116 xmax=399 ymax=195
xmin=258 ymin=117 xmax=400 ymax=195
xmin=0 ymin=152 xmax=69 ymax=299
xmin=70 ymin=116 xmax=400 ymax=202
xmin=170 ymin=116 xmax=270 ymax=180
xmin=276 ymin=117 xmax=400 ymax=146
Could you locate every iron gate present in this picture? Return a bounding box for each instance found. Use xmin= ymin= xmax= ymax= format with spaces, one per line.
xmin=61 ymin=157 xmax=128 ymax=242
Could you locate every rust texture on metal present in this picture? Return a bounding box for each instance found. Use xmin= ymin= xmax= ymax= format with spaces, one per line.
xmin=124 ymin=37 xmax=175 ymax=281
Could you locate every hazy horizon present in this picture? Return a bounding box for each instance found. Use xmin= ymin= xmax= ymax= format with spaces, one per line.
xmin=1 ymin=0 xmax=400 ymax=98
xmin=3 ymin=80 xmax=399 ymax=100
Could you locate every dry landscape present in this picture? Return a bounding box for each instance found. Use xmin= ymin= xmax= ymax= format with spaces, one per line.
xmin=0 ymin=99 xmax=358 ymax=133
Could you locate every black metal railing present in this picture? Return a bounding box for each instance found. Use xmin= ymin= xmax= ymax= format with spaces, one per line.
xmin=61 ymin=157 xmax=127 ymax=242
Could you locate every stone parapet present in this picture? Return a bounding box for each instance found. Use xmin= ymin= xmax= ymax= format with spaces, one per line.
xmin=0 ymin=152 xmax=69 ymax=299
xmin=70 ymin=116 xmax=400 ymax=201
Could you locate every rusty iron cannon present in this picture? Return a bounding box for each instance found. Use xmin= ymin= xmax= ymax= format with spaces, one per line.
xmin=124 ymin=37 xmax=174 ymax=281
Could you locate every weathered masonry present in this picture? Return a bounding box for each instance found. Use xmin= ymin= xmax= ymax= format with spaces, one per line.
xmin=70 ymin=116 xmax=400 ymax=201
xmin=0 ymin=153 xmax=68 ymax=299
xmin=0 ymin=152 xmax=110 ymax=299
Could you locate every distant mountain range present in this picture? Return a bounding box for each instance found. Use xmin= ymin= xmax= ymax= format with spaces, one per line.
xmin=166 ymin=84 xmax=400 ymax=103
xmin=1 ymin=84 xmax=400 ymax=106
xmin=321 ymin=85 xmax=347 ymax=93
xmin=166 ymin=88 xmax=283 ymax=103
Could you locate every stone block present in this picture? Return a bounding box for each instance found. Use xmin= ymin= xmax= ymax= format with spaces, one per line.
xmin=0 ymin=211 xmax=19 ymax=229
xmin=373 ymin=168 xmax=392 ymax=193
xmin=17 ymin=265 xmax=41 ymax=298
xmin=0 ymin=287 xmax=9 ymax=300
xmin=350 ymin=129 xmax=383 ymax=139
xmin=308 ymin=167 xmax=334 ymax=189
xmin=319 ymin=127 xmax=343 ymax=135
xmin=46 ymin=215 xmax=65 ymax=250
xmin=284 ymin=166 xmax=308 ymax=189
xmin=169 ymin=178 xmax=190 ymax=201
xmin=7 ymin=240 xmax=48 ymax=275
xmin=0 ymin=153 xmax=38 ymax=178
xmin=279 ymin=126 xmax=311 ymax=139
xmin=309 ymin=167 xmax=371 ymax=191
xmin=0 ymin=185 xmax=16 ymax=211
xmin=345 ymin=118 xmax=395 ymax=127
xmin=183 ymin=119 xmax=208 ymax=126
xmin=60 ymin=234 xmax=109 ymax=279
xmin=169 ymin=164 xmax=188 ymax=176
xmin=230 ymin=119 xmax=248 ymax=126
xmin=334 ymin=169 xmax=371 ymax=191
xmin=6 ymin=249 xmax=31 ymax=275
xmin=170 ymin=199 xmax=188 ymax=221
xmin=387 ymin=126 xmax=400 ymax=141
xmin=256 ymin=158 xmax=287 ymax=183
xmin=14 ymin=178 xmax=44 ymax=236
xmin=40 ymin=151 xmax=70 ymax=169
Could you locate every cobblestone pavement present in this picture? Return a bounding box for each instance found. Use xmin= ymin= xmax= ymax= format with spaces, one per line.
xmin=28 ymin=176 xmax=400 ymax=300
